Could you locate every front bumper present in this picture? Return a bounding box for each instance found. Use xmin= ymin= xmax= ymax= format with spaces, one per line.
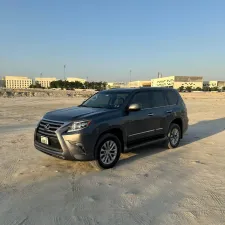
xmin=34 ymin=121 xmax=96 ymax=161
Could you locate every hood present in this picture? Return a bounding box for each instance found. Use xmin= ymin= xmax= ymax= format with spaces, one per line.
xmin=43 ymin=106 xmax=112 ymax=122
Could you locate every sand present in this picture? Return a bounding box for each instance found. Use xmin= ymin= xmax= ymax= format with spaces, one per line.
xmin=0 ymin=93 xmax=225 ymax=225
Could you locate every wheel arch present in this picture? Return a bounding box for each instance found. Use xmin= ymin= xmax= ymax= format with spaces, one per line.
xmin=170 ymin=117 xmax=183 ymax=138
xmin=94 ymin=128 xmax=125 ymax=157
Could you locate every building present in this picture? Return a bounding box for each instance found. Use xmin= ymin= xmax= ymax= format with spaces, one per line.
xmin=151 ymin=76 xmax=203 ymax=89
xmin=35 ymin=77 xmax=57 ymax=88
xmin=3 ymin=76 xmax=32 ymax=89
xmin=66 ymin=77 xmax=86 ymax=84
xmin=217 ymin=81 xmax=225 ymax=89
xmin=107 ymin=82 xmax=127 ymax=89
xmin=127 ymin=80 xmax=151 ymax=88
xmin=203 ymin=81 xmax=225 ymax=89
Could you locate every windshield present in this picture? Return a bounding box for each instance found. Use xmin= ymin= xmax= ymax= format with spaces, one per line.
xmin=80 ymin=92 xmax=130 ymax=109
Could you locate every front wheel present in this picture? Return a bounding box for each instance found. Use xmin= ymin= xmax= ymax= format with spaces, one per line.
xmin=165 ymin=123 xmax=181 ymax=149
xmin=95 ymin=134 xmax=121 ymax=169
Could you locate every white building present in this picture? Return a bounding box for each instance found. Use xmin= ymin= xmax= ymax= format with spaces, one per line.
xmin=35 ymin=77 xmax=57 ymax=88
xmin=203 ymin=81 xmax=225 ymax=89
xmin=66 ymin=77 xmax=86 ymax=83
xmin=127 ymin=80 xmax=151 ymax=88
xmin=151 ymin=76 xmax=203 ymax=89
xmin=107 ymin=82 xmax=127 ymax=89
xmin=3 ymin=76 xmax=32 ymax=89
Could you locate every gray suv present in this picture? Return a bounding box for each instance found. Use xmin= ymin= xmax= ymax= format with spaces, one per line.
xmin=34 ymin=88 xmax=188 ymax=169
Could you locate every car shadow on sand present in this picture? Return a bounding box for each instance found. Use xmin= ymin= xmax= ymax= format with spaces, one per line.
xmin=118 ymin=117 xmax=225 ymax=167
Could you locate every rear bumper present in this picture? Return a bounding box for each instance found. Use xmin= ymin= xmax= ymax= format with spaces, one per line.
xmin=34 ymin=125 xmax=96 ymax=161
xmin=182 ymin=117 xmax=189 ymax=136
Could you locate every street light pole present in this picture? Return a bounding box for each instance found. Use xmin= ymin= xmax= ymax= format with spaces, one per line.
xmin=129 ymin=70 xmax=132 ymax=87
xmin=64 ymin=65 xmax=66 ymax=80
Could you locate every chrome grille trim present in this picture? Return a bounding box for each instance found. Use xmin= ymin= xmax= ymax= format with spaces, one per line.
xmin=37 ymin=119 xmax=64 ymax=137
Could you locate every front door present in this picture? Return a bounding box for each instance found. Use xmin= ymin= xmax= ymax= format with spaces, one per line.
xmin=126 ymin=92 xmax=157 ymax=144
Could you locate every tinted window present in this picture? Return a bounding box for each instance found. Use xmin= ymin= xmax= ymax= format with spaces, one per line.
xmin=113 ymin=93 xmax=129 ymax=106
xmin=130 ymin=92 xmax=151 ymax=109
xmin=81 ymin=92 xmax=129 ymax=109
xmin=166 ymin=90 xmax=178 ymax=105
xmin=150 ymin=91 xmax=167 ymax=107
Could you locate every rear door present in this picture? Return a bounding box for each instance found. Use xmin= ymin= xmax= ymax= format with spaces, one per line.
xmin=164 ymin=89 xmax=181 ymax=131
xmin=147 ymin=90 xmax=169 ymax=136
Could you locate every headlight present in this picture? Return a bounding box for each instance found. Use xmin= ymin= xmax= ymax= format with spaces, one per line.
xmin=67 ymin=120 xmax=91 ymax=133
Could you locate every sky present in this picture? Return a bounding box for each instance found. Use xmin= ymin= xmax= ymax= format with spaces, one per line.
xmin=0 ymin=0 xmax=225 ymax=82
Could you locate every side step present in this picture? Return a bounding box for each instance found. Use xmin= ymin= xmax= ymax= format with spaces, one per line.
xmin=124 ymin=136 xmax=167 ymax=152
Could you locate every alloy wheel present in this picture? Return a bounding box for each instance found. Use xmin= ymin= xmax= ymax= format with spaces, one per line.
xmin=99 ymin=140 xmax=118 ymax=165
xmin=169 ymin=127 xmax=180 ymax=146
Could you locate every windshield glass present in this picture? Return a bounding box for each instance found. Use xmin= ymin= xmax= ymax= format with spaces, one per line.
xmin=81 ymin=92 xmax=130 ymax=109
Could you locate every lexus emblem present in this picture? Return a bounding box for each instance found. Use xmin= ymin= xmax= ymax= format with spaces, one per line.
xmin=44 ymin=124 xmax=50 ymax=130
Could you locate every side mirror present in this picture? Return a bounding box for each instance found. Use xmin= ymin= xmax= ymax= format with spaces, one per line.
xmin=128 ymin=103 xmax=141 ymax=111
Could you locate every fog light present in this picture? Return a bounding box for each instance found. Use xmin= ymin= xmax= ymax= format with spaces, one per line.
xmin=76 ymin=143 xmax=86 ymax=154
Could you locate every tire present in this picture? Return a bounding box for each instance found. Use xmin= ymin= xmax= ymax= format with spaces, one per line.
xmin=165 ymin=123 xmax=181 ymax=149
xmin=94 ymin=133 xmax=121 ymax=169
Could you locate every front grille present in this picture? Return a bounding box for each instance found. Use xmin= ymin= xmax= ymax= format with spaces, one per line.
xmin=36 ymin=119 xmax=64 ymax=153
xmin=37 ymin=119 xmax=64 ymax=137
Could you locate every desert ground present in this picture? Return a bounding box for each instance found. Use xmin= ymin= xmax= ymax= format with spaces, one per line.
xmin=0 ymin=93 xmax=225 ymax=225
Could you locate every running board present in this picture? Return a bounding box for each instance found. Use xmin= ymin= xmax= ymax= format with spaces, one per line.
xmin=124 ymin=136 xmax=167 ymax=152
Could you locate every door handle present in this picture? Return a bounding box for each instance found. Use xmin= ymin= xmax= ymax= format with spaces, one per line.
xmin=148 ymin=113 xmax=154 ymax=116
xmin=166 ymin=110 xmax=173 ymax=114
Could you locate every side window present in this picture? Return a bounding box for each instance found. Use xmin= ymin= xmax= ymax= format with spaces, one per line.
xmin=130 ymin=92 xmax=150 ymax=109
xmin=150 ymin=91 xmax=167 ymax=107
xmin=113 ymin=93 xmax=129 ymax=106
xmin=166 ymin=90 xmax=178 ymax=105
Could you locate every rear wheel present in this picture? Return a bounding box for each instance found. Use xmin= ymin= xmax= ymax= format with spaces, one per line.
xmin=165 ymin=123 xmax=181 ymax=149
xmin=94 ymin=134 xmax=121 ymax=169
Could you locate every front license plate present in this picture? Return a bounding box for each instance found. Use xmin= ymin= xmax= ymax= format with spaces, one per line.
xmin=41 ymin=136 xmax=49 ymax=145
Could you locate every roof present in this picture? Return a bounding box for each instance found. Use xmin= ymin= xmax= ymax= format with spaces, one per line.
xmin=35 ymin=77 xmax=57 ymax=80
xmin=4 ymin=76 xmax=31 ymax=80
xmin=102 ymin=87 xmax=174 ymax=93
xmin=101 ymin=88 xmax=137 ymax=93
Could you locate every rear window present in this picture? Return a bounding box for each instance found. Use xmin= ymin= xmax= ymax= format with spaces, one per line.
xmin=166 ymin=90 xmax=178 ymax=105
